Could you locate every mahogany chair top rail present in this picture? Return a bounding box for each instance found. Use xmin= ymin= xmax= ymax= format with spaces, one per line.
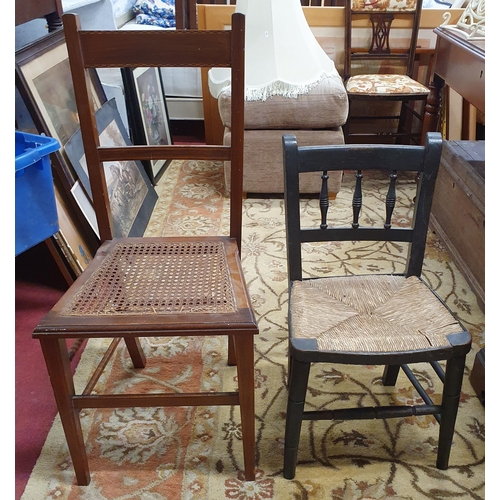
xmin=63 ymin=12 xmax=246 ymax=245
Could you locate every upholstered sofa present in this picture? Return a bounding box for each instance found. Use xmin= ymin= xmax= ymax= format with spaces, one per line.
xmin=218 ymin=74 xmax=349 ymax=194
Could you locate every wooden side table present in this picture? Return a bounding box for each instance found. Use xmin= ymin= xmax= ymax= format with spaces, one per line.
xmin=421 ymin=26 xmax=485 ymax=141
xmin=430 ymin=140 xmax=484 ymax=311
xmin=470 ymin=348 xmax=485 ymax=405
xmin=15 ymin=0 xmax=63 ymax=31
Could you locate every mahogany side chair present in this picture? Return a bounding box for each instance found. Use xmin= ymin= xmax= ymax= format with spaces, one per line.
xmin=32 ymin=12 xmax=259 ymax=485
xmin=281 ymin=132 xmax=471 ymax=479
xmin=343 ymin=0 xmax=430 ymax=145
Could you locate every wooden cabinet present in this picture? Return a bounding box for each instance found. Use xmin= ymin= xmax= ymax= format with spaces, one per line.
xmin=15 ymin=0 xmax=63 ymax=31
xmin=430 ymin=140 xmax=485 ymax=311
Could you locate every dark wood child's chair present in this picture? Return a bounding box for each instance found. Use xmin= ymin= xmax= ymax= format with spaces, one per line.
xmin=32 ymin=12 xmax=259 ymax=485
xmin=343 ymin=0 xmax=429 ymax=144
xmin=281 ymin=132 xmax=471 ymax=479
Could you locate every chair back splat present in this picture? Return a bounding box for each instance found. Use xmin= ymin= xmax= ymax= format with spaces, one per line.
xmin=32 ymin=13 xmax=259 ymax=486
xmin=281 ymin=132 xmax=472 ymax=479
xmin=343 ymin=0 xmax=430 ymax=145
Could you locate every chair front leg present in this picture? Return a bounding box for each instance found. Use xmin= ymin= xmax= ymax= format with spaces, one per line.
xmin=284 ymin=357 xmax=311 ymax=479
xmin=396 ymin=99 xmax=412 ymax=144
xmin=436 ymin=353 xmax=467 ymax=469
xmin=233 ymin=333 xmax=256 ymax=480
xmin=39 ymin=337 xmax=90 ymax=485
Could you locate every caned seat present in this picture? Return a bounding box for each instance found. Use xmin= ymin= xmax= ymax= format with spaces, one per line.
xmin=343 ymin=0 xmax=430 ymax=144
xmin=281 ymin=132 xmax=471 ymax=479
xmin=32 ymin=12 xmax=259 ymax=485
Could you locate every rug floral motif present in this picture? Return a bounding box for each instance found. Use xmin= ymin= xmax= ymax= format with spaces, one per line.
xmin=22 ymin=160 xmax=485 ymax=500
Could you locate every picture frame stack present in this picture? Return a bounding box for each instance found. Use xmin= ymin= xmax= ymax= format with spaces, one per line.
xmin=15 ymin=27 xmax=169 ymax=277
xmin=122 ymin=66 xmax=173 ymax=185
xmin=15 ymin=28 xmax=101 ymax=277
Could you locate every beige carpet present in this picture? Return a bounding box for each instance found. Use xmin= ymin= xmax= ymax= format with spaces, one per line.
xmin=22 ymin=159 xmax=485 ymax=499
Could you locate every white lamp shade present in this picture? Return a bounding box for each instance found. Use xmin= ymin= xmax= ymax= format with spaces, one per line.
xmin=208 ymin=0 xmax=340 ymax=101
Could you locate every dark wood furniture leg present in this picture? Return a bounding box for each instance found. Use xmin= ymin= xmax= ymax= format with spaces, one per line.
xmin=45 ymin=11 xmax=63 ymax=31
xmin=39 ymin=338 xmax=90 ymax=486
xmin=283 ymin=357 xmax=310 ymax=480
xmin=469 ymin=348 xmax=485 ymax=404
xmin=234 ymin=334 xmax=257 ymax=480
xmin=124 ymin=337 xmax=147 ymax=368
xmin=461 ymin=99 xmax=471 ymax=140
xmin=437 ymin=354 xmax=467 ymax=469
xmin=228 ymin=335 xmax=237 ymax=366
xmin=382 ymin=364 xmax=401 ymax=386
xmin=420 ymin=74 xmax=445 ymax=144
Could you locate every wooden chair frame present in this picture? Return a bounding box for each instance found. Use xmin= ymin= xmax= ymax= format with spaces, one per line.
xmin=281 ymin=132 xmax=471 ymax=479
xmin=343 ymin=0 xmax=429 ymax=144
xmin=33 ymin=12 xmax=258 ymax=485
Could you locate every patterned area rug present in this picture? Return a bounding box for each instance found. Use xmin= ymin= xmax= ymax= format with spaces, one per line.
xmin=22 ymin=160 xmax=485 ymax=499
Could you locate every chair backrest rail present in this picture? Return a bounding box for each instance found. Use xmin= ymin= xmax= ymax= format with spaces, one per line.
xmin=298 ymin=227 xmax=414 ymax=243
xmin=292 ymin=145 xmax=427 ymax=173
xmin=77 ymin=30 xmax=233 ymax=68
xmin=96 ymin=145 xmax=232 ymax=163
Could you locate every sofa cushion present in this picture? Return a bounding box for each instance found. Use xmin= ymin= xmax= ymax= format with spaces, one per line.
xmin=223 ymin=127 xmax=345 ymax=194
xmin=218 ymin=75 xmax=348 ymax=130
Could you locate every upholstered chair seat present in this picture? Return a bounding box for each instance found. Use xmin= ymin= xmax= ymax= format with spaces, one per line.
xmin=346 ymin=74 xmax=430 ymax=96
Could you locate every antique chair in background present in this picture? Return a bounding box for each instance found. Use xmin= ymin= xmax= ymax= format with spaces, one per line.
xmin=343 ymin=0 xmax=430 ymax=144
xmin=281 ymin=132 xmax=472 ymax=478
xmin=32 ymin=12 xmax=259 ymax=485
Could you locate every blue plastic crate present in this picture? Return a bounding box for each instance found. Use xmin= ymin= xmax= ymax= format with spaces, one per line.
xmin=15 ymin=131 xmax=61 ymax=256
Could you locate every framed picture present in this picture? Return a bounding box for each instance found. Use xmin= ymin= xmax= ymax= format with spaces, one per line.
xmin=15 ymin=28 xmax=104 ymax=261
xmin=122 ymin=66 xmax=172 ymax=184
xmin=54 ymin=188 xmax=94 ymax=274
xmin=65 ymin=98 xmax=158 ymax=238
xmin=71 ymin=181 xmax=99 ymax=238
xmin=15 ymin=28 xmax=106 ymax=187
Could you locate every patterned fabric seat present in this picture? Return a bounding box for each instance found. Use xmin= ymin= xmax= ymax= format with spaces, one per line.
xmin=346 ymin=74 xmax=430 ymax=96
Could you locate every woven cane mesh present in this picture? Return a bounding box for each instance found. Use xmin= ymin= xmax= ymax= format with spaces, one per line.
xmin=62 ymin=241 xmax=237 ymax=316
xmin=290 ymin=275 xmax=461 ymax=352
